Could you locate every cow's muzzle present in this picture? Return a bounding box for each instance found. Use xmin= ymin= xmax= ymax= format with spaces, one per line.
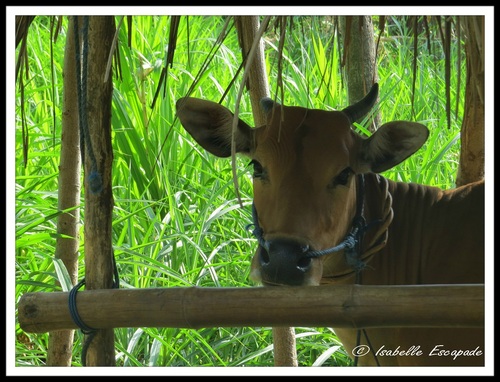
xmin=256 ymin=238 xmax=319 ymax=286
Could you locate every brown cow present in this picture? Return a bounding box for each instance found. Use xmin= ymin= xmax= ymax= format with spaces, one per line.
xmin=176 ymin=83 xmax=484 ymax=366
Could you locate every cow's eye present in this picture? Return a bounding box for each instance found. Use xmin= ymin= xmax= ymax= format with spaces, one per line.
xmin=331 ymin=167 xmax=352 ymax=187
xmin=249 ymin=160 xmax=265 ymax=178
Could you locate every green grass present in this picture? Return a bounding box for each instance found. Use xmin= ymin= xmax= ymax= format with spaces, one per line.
xmin=14 ymin=15 xmax=464 ymax=368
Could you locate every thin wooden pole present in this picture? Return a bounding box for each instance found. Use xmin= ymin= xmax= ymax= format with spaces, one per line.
xmin=47 ymin=16 xmax=81 ymax=366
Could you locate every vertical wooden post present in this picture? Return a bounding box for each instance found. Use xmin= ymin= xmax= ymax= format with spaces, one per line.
xmin=47 ymin=16 xmax=80 ymax=366
xmin=83 ymin=16 xmax=116 ymax=366
xmin=235 ymin=16 xmax=270 ymax=125
xmin=457 ymin=16 xmax=484 ymax=186
xmin=339 ymin=16 xmax=380 ymax=131
xmin=235 ymin=15 xmax=298 ymax=367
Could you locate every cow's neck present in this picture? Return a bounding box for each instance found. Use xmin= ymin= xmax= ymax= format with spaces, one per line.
xmin=328 ymin=174 xmax=444 ymax=285
xmin=351 ymin=176 xmax=483 ymax=285
xmin=321 ymin=173 xmax=393 ymax=283
xmin=321 ymin=173 xmax=471 ymax=284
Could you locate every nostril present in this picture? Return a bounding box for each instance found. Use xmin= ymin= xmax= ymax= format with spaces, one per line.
xmin=297 ymin=256 xmax=312 ymax=271
xmin=259 ymin=246 xmax=270 ymax=266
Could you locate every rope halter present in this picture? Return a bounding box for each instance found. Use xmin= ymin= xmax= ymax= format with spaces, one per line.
xmin=247 ymin=174 xmax=382 ymax=275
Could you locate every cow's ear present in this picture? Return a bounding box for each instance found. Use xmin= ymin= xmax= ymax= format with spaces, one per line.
xmin=356 ymin=121 xmax=429 ymax=173
xmin=176 ymin=97 xmax=253 ymax=158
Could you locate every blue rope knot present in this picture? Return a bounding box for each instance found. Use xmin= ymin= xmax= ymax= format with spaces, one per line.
xmin=342 ymin=234 xmax=357 ymax=250
xmin=344 ymin=235 xmax=366 ymax=272
xmin=88 ymin=170 xmax=103 ymax=194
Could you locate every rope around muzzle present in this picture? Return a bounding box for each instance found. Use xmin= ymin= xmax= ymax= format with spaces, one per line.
xmin=247 ymin=174 xmax=374 ymax=273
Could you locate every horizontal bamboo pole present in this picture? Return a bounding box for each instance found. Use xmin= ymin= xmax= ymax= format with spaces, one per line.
xmin=18 ymin=284 xmax=484 ymax=333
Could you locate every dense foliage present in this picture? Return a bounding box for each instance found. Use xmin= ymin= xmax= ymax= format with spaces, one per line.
xmin=15 ymin=15 xmax=465 ymax=367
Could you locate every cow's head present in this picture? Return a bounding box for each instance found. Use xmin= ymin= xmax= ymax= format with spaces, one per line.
xmin=176 ymin=84 xmax=429 ymax=286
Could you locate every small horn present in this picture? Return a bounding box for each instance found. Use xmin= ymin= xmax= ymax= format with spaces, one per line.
xmin=342 ymin=83 xmax=379 ymax=124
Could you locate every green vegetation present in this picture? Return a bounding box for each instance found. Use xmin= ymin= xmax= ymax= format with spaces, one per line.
xmin=15 ymin=15 xmax=465 ymax=367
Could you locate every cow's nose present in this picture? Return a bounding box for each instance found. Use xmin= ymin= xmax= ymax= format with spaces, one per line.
xmin=258 ymin=238 xmax=313 ymax=286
